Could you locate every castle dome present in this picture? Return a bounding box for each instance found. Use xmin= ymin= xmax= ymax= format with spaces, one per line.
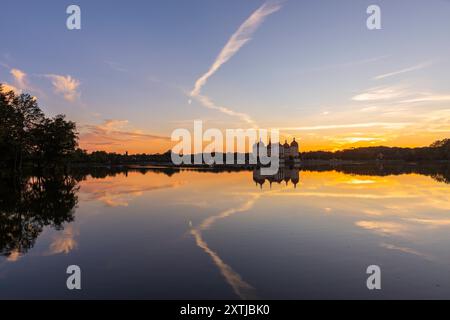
xmin=290 ymin=138 xmax=298 ymax=147
xmin=283 ymin=140 xmax=289 ymax=148
xmin=253 ymin=139 xmax=265 ymax=149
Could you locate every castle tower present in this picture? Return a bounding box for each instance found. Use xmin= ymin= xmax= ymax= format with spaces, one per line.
xmin=290 ymin=138 xmax=299 ymax=158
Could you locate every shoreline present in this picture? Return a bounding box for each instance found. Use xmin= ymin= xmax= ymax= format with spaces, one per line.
xmin=66 ymin=159 xmax=450 ymax=169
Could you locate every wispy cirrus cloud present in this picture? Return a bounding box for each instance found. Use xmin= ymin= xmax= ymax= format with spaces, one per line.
xmin=400 ymin=94 xmax=450 ymax=104
xmin=190 ymin=0 xmax=283 ymax=126
xmin=373 ymin=61 xmax=433 ymax=80
xmin=45 ymin=74 xmax=80 ymax=101
xmin=281 ymin=122 xmax=411 ymax=131
xmin=352 ymin=84 xmax=450 ymax=106
xmin=191 ymin=1 xmax=283 ymax=97
xmin=104 ymin=60 xmax=128 ymax=73
xmin=194 ymin=94 xmax=256 ymax=126
xmin=306 ymin=55 xmax=390 ymax=73
xmin=352 ymin=86 xmax=408 ymax=102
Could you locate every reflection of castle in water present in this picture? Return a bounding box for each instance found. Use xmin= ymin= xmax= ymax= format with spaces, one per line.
xmin=253 ymin=167 xmax=300 ymax=189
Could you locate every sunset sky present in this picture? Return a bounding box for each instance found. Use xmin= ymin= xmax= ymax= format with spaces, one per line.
xmin=1 ymin=0 xmax=450 ymax=153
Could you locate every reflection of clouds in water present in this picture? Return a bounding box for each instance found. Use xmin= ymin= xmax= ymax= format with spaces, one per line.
xmin=380 ymin=243 xmax=433 ymax=260
xmin=6 ymin=250 xmax=21 ymax=262
xmin=172 ymin=199 xmax=211 ymax=209
xmin=246 ymin=172 xmax=450 ymax=219
xmin=198 ymin=197 xmax=259 ymax=231
xmin=356 ymin=220 xmax=409 ymax=237
xmin=405 ymin=218 xmax=450 ymax=228
xmin=250 ymin=171 xmax=450 ymax=269
xmin=261 ymin=191 xmax=416 ymax=199
xmin=191 ymin=229 xmax=257 ymax=300
xmin=97 ymin=191 xmax=143 ymax=207
xmin=191 ymin=195 xmax=261 ymax=300
xmin=347 ymin=179 xmax=376 ymax=185
xmin=81 ymin=182 xmax=183 ymax=207
xmin=356 ymin=218 xmax=450 ymax=238
xmin=362 ymin=209 xmax=384 ymax=216
xmin=46 ymin=225 xmax=79 ymax=255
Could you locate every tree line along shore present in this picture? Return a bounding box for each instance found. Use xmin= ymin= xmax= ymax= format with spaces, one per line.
xmin=1 ymin=84 xmax=449 ymax=171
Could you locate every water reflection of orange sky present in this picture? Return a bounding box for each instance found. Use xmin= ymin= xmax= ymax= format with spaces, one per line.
xmin=72 ymin=169 xmax=450 ymax=293
xmin=78 ymin=169 xmax=450 ymax=238
xmin=78 ymin=169 xmax=449 ymax=204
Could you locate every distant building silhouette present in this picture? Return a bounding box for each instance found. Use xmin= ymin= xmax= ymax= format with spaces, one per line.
xmin=253 ymin=167 xmax=300 ymax=189
xmin=253 ymin=138 xmax=300 ymax=165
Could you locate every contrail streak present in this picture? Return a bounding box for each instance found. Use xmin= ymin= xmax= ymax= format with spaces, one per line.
xmin=190 ymin=1 xmax=283 ymax=126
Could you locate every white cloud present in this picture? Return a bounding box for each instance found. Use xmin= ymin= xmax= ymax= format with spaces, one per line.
xmin=0 ymin=82 xmax=21 ymax=94
xmin=401 ymin=94 xmax=450 ymax=104
xmin=10 ymin=68 xmax=27 ymax=89
xmin=98 ymin=119 xmax=129 ymax=132
xmin=45 ymin=74 xmax=80 ymax=101
xmin=6 ymin=250 xmax=21 ymax=262
xmin=352 ymin=86 xmax=407 ymax=102
xmin=333 ymin=137 xmax=386 ymax=144
xmin=47 ymin=226 xmax=79 ymax=255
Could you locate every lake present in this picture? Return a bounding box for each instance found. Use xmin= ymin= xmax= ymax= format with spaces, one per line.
xmin=1 ymin=164 xmax=450 ymax=299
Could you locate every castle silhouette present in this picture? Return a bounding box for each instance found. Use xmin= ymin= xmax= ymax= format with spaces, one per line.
xmin=253 ymin=138 xmax=300 ymax=164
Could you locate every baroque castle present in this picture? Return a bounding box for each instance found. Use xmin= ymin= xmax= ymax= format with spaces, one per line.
xmin=253 ymin=138 xmax=300 ymax=162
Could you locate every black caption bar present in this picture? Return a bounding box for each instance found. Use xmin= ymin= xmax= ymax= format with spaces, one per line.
xmin=0 ymin=300 xmax=447 ymax=319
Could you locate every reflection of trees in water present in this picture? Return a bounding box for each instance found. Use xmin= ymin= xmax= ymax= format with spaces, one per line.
xmin=69 ymin=165 xmax=249 ymax=180
xmin=69 ymin=163 xmax=450 ymax=186
xmin=300 ymin=163 xmax=450 ymax=184
xmin=2 ymin=163 xmax=448 ymax=259
xmin=0 ymin=172 xmax=78 ymax=258
xmin=113 ymin=163 xmax=450 ymax=185
xmin=69 ymin=166 xmax=182 ymax=180
xmin=252 ymin=163 xmax=450 ymax=188
xmin=430 ymin=173 xmax=450 ymax=184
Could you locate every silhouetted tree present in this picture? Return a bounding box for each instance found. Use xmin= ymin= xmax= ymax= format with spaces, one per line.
xmin=32 ymin=115 xmax=78 ymax=169
xmin=0 ymin=84 xmax=78 ymax=171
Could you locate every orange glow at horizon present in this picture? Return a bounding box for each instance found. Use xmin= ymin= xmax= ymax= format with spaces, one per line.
xmin=78 ymin=132 xmax=449 ymax=155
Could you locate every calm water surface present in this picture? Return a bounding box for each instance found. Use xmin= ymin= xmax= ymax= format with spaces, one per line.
xmin=1 ymin=166 xmax=450 ymax=299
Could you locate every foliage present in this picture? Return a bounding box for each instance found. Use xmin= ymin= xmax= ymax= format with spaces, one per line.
xmin=0 ymin=84 xmax=78 ymax=170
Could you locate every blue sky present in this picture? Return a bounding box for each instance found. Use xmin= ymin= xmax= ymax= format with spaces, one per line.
xmin=1 ymin=0 xmax=450 ymax=152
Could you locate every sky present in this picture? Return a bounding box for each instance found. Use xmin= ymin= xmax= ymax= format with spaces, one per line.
xmin=1 ymin=0 xmax=450 ymax=153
